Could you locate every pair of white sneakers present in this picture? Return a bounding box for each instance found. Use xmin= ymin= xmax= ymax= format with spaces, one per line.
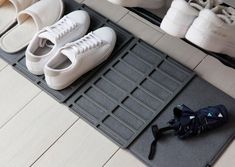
xmin=161 ymin=0 xmax=235 ymax=58
xmin=26 ymin=10 xmax=117 ymax=90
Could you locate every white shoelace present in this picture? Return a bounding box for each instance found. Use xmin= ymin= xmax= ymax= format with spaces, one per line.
xmin=38 ymin=16 xmax=79 ymax=48
xmin=45 ymin=16 xmax=79 ymax=40
xmin=66 ymin=32 xmax=103 ymax=54
xmin=189 ymin=0 xmax=221 ymax=10
xmin=217 ymin=7 xmax=235 ymax=24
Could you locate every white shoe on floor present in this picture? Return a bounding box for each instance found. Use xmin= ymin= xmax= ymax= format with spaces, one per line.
xmin=26 ymin=10 xmax=90 ymax=75
xmin=160 ymin=0 xmax=222 ymax=38
xmin=107 ymin=0 xmax=165 ymax=9
xmin=186 ymin=6 xmax=235 ymax=57
xmin=44 ymin=27 xmax=117 ymax=90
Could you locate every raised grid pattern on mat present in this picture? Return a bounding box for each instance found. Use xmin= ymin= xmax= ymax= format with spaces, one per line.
xmin=68 ymin=39 xmax=195 ymax=147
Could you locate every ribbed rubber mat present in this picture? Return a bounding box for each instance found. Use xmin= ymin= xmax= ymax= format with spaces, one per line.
xmin=130 ymin=77 xmax=235 ymax=167
xmin=67 ymin=39 xmax=195 ymax=147
xmin=12 ymin=2 xmax=133 ymax=103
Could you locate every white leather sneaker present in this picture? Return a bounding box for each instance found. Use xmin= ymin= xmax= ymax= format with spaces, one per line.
xmin=160 ymin=0 xmax=221 ymax=38
xmin=26 ymin=10 xmax=90 ymax=75
xmin=186 ymin=6 xmax=235 ymax=57
xmin=107 ymin=0 xmax=165 ymax=9
xmin=44 ymin=27 xmax=117 ymax=90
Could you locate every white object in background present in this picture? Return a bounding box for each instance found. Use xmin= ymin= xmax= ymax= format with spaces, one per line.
xmin=0 ymin=0 xmax=64 ymax=53
xmin=0 ymin=0 xmax=39 ymax=35
xmin=44 ymin=27 xmax=117 ymax=90
xmin=26 ymin=10 xmax=90 ymax=75
xmin=160 ymin=0 xmax=221 ymax=38
xmin=186 ymin=6 xmax=235 ymax=57
xmin=107 ymin=0 xmax=165 ymax=9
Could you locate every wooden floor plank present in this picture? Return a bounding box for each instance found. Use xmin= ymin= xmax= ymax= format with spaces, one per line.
xmin=195 ymin=56 xmax=235 ymax=98
xmin=104 ymin=150 xmax=146 ymax=167
xmin=0 ymin=59 xmax=7 ymax=71
xmin=118 ymin=12 xmax=164 ymax=45
xmin=33 ymin=120 xmax=118 ymax=167
xmin=0 ymin=66 xmax=41 ymax=128
xmin=83 ymin=0 xmax=129 ymax=22
xmin=154 ymin=34 xmax=207 ymax=70
xmin=0 ymin=92 xmax=78 ymax=167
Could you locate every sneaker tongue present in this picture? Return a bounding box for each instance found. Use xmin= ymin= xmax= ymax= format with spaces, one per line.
xmin=38 ymin=31 xmax=57 ymax=45
xmin=61 ymin=48 xmax=77 ymax=63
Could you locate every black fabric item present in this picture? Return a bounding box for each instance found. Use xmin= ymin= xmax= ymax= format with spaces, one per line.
xmin=148 ymin=104 xmax=229 ymax=160
xmin=171 ymin=104 xmax=228 ymax=138
xmin=148 ymin=125 xmax=173 ymax=160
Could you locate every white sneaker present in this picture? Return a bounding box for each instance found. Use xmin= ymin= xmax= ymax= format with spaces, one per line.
xmin=107 ymin=0 xmax=165 ymax=9
xmin=186 ymin=6 xmax=235 ymax=57
xmin=44 ymin=27 xmax=117 ymax=90
xmin=160 ymin=0 xmax=221 ymax=38
xmin=26 ymin=10 xmax=90 ymax=75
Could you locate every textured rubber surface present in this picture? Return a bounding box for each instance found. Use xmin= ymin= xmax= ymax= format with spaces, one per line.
xmin=130 ymin=77 xmax=235 ymax=167
xmin=67 ymin=39 xmax=195 ymax=147
xmin=12 ymin=1 xmax=133 ymax=103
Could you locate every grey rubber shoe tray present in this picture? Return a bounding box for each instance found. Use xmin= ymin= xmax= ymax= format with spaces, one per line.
xmin=130 ymin=77 xmax=235 ymax=167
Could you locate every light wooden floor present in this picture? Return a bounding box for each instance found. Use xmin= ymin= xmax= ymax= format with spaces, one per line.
xmin=0 ymin=0 xmax=235 ymax=166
